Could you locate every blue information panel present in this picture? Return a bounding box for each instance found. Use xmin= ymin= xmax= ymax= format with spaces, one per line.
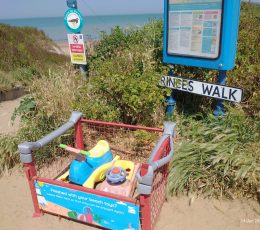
xmin=163 ymin=0 xmax=241 ymax=70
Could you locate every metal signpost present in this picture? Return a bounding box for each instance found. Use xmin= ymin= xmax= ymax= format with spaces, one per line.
xmin=162 ymin=0 xmax=243 ymax=116
xmin=64 ymin=0 xmax=87 ymax=76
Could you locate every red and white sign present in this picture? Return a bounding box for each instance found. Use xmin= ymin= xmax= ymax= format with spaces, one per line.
xmin=70 ymin=44 xmax=84 ymax=53
xmin=67 ymin=34 xmax=87 ymax=65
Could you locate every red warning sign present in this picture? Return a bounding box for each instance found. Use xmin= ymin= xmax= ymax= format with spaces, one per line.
xmin=70 ymin=44 xmax=84 ymax=53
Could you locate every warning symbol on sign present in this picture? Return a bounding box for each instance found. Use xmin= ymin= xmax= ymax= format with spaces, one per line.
xmin=73 ymin=35 xmax=79 ymax=44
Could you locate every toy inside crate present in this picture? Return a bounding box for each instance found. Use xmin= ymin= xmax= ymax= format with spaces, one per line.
xmin=19 ymin=112 xmax=175 ymax=230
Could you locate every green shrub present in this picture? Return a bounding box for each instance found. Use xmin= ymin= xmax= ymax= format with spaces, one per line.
xmin=87 ymin=54 xmax=166 ymax=125
xmin=84 ymin=20 xmax=167 ymax=125
xmin=13 ymin=67 xmax=40 ymax=83
xmin=94 ymin=20 xmax=164 ymax=67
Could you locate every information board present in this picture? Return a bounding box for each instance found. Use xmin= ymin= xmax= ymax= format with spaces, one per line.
xmin=163 ymin=0 xmax=241 ymax=70
xmin=68 ymin=34 xmax=87 ymax=65
xmin=167 ymin=0 xmax=223 ymax=59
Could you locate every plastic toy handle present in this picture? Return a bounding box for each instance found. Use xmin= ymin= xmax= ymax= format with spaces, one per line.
xmin=59 ymin=144 xmax=68 ymax=149
xmin=59 ymin=144 xmax=91 ymax=156
xmin=80 ymin=150 xmax=91 ymax=156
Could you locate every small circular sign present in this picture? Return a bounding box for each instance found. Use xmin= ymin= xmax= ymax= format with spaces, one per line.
xmin=64 ymin=8 xmax=83 ymax=33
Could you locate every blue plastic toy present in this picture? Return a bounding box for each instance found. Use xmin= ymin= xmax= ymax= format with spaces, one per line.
xmin=69 ymin=151 xmax=113 ymax=185
xmin=59 ymin=140 xmax=113 ymax=186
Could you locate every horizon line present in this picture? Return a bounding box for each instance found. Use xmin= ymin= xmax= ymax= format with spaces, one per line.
xmin=0 ymin=12 xmax=164 ymax=21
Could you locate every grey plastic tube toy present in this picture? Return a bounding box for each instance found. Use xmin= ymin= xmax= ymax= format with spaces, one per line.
xmin=18 ymin=111 xmax=83 ymax=164
xmin=136 ymin=122 xmax=176 ymax=195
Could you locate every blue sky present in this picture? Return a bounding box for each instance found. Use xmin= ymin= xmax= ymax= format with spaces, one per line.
xmin=0 ymin=0 xmax=259 ymax=19
xmin=0 ymin=0 xmax=164 ymax=19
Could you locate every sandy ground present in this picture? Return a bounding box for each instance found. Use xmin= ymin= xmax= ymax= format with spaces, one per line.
xmin=0 ymin=98 xmax=259 ymax=230
xmin=54 ymin=42 xmax=70 ymax=56
xmin=0 ymin=98 xmax=21 ymax=134
xmin=0 ymin=170 xmax=259 ymax=230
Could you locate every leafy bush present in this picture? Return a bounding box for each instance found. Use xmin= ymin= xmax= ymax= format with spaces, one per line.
xmin=13 ymin=67 xmax=40 ymax=83
xmin=95 ymin=20 xmax=164 ymax=66
xmin=83 ymin=20 xmax=167 ymax=125
xmin=86 ymin=53 xmax=166 ymax=125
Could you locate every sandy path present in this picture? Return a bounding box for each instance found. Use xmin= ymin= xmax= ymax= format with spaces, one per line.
xmin=0 ymin=170 xmax=259 ymax=230
xmin=0 ymin=98 xmax=21 ymax=134
xmin=0 ymin=99 xmax=259 ymax=230
xmin=157 ymin=196 xmax=259 ymax=230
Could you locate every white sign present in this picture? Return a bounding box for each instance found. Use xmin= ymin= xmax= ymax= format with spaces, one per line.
xmin=160 ymin=76 xmax=243 ymax=103
xmin=68 ymin=34 xmax=87 ymax=65
xmin=168 ymin=0 xmax=223 ymax=59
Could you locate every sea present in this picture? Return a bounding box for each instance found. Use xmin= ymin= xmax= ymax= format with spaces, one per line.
xmin=0 ymin=14 xmax=163 ymax=42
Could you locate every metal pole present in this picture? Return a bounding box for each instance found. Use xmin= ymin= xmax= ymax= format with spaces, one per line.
xmin=66 ymin=0 xmax=88 ymax=78
xmin=166 ymin=66 xmax=176 ymax=117
xmin=213 ymin=70 xmax=227 ymax=116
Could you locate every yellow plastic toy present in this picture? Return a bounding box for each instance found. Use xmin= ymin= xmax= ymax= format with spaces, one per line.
xmin=58 ymin=170 xmax=70 ymax=182
xmin=88 ymin=140 xmax=110 ymax=158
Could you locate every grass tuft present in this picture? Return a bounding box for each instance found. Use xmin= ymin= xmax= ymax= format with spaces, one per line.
xmin=168 ymin=107 xmax=260 ymax=199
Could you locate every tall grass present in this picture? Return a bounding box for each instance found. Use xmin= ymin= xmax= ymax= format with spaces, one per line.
xmin=30 ymin=65 xmax=83 ymax=121
xmin=0 ymin=71 xmax=19 ymax=91
xmin=0 ymin=24 xmax=68 ymax=91
xmin=0 ymin=135 xmax=20 ymax=173
xmin=168 ymin=107 xmax=260 ymax=199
